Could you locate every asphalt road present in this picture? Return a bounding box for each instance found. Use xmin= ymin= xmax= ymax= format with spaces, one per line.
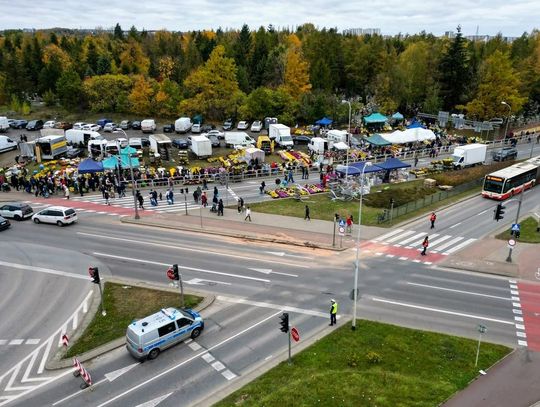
xmin=0 ymin=210 xmax=525 ymax=406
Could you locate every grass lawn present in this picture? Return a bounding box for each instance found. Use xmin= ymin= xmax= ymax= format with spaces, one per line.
xmin=66 ymin=282 xmax=202 ymax=357
xmin=495 ymin=216 xmax=540 ymax=244
xmin=216 ymin=320 xmax=511 ymax=407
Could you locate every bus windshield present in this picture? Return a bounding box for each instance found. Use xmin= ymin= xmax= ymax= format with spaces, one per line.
xmin=483 ymin=177 xmax=504 ymax=193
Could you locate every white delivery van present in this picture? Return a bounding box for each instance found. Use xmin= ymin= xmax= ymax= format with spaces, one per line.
xmin=269 ymin=124 xmax=294 ymax=149
xmin=190 ymin=135 xmax=212 ymax=158
xmin=141 ymin=119 xmax=157 ymax=133
xmin=149 ymin=134 xmax=172 ymax=160
xmin=308 ymin=137 xmax=328 ymax=155
xmin=129 ymin=137 xmax=143 ymax=150
xmin=88 ymin=139 xmax=107 ymax=158
xmin=224 ymin=132 xmax=255 ymax=148
xmin=452 ymin=144 xmax=487 ymax=169
xmin=0 ymin=135 xmax=17 ymax=152
xmin=0 ymin=117 xmax=9 ymax=132
xmin=175 ymin=117 xmax=192 ymax=133
xmin=326 ymin=129 xmax=349 ymax=144
xmin=65 ymin=129 xmax=103 ymax=146
xmin=126 ymin=307 xmax=204 ymax=361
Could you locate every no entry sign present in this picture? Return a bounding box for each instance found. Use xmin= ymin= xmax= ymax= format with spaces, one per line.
xmin=291 ymin=327 xmax=300 ymax=342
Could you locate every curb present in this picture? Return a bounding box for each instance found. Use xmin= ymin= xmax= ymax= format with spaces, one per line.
xmin=46 ymin=277 xmax=215 ymax=370
xmin=120 ymin=217 xmax=348 ymax=252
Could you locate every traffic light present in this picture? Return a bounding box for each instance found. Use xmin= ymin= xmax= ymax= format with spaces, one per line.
xmin=88 ymin=267 xmax=100 ymax=284
xmin=279 ymin=312 xmax=289 ymax=333
xmin=494 ymin=203 xmax=506 ymax=221
xmin=172 ymin=264 xmax=179 ymax=281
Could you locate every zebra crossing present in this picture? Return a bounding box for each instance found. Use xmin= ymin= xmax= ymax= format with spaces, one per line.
xmin=26 ymin=201 xmax=123 ymax=218
xmin=371 ymin=228 xmax=476 ymax=255
xmin=69 ymin=194 xmax=202 ymax=214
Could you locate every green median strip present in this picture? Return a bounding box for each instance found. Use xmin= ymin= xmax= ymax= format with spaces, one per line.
xmin=66 ymin=282 xmax=202 ymax=358
xmin=495 ymin=217 xmax=540 ymax=244
xmin=216 ymin=320 xmax=511 ymax=407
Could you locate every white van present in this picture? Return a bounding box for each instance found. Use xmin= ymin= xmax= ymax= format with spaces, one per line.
xmin=0 ymin=117 xmax=10 ymax=132
xmin=126 ymin=308 xmax=204 ymax=360
xmin=88 ymin=139 xmax=107 ymax=158
xmin=0 ymin=135 xmax=17 ymax=153
xmin=141 ymin=119 xmax=157 ymax=133
xmin=105 ymin=141 xmax=120 ymax=155
xmin=129 ymin=137 xmax=143 ymax=150
xmin=65 ymin=129 xmax=103 ymax=145
xmin=326 ymin=129 xmax=349 ymax=144
xmin=175 ymin=117 xmax=192 ymax=133
xmin=224 ymin=132 xmax=255 ymax=148
xmin=308 ymin=137 xmax=328 ymax=155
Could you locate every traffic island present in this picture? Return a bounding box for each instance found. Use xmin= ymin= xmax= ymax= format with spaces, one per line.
xmin=47 ymin=279 xmax=209 ymax=369
xmin=213 ymin=320 xmax=510 ymax=406
xmin=495 ymin=217 xmax=540 ymax=244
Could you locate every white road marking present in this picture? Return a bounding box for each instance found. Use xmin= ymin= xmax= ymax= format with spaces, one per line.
xmin=217 ymin=295 xmax=329 ymax=318
xmin=513 ymin=302 xmax=521 ymax=308
xmin=373 ymin=228 xmax=404 ymax=241
xmin=433 ymin=236 xmax=464 ymax=252
xmin=92 ymin=252 xmax=271 ymax=283
xmin=385 ymin=230 xmax=416 ymax=243
xmin=406 ymin=282 xmax=514 ymax=301
xmin=517 ymin=331 xmax=527 ymax=338
xmin=386 ymin=254 xmax=395 ymax=258
xmin=8 ymin=339 xmax=23 ymax=345
xmin=443 ymin=238 xmax=477 ymax=254
xmin=77 ymin=232 xmax=310 ymax=269
xmin=518 ymin=340 xmax=528 ymax=346
xmin=265 ymin=251 xmax=313 ymax=260
xmin=428 ymin=235 xmax=454 ymax=248
xmin=516 ymin=323 xmax=525 ymax=330
xmin=211 ymin=361 xmax=225 ymax=372
xmin=449 ymin=222 xmax=462 ymax=229
xmin=397 ymin=232 xmax=426 ymax=246
xmin=104 ymin=363 xmax=140 ymax=382
xmin=477 ymin=209 xmax=488 ymax=215
xmin=0 ymin=340 xmax=6 ymax=345
xmin=0 ymin=260 xmax=90 ymax=281
xmin=371 ymin=297 xmax=514 ymax=325
xmin=399 ymin=257 xmax=408 ymax=260
xmin=248 ymin=268 xmax=298 ymax=277
xmin=95 ymin=311 xmax=283 ymax=407
xmin=184 ymin=278 xmax=232 ymax=286
xmin=202 ymin=354 xmax=215 ymax=363
xmin=134 ymin=393 xmax=173 ymax=407
xmin=222 ymin=370 xmax=237 ymax=380
xmin=410 ymin=234 xmax=439 ymax=247
xmin=25 ymin=339 xmax=40 ymax=345
xmin=188 ymin=342 xmax=201 ymax=351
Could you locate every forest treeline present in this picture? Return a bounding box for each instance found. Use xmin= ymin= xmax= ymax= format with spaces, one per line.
xmin=0 ymin=23 xmax=539 ymax=124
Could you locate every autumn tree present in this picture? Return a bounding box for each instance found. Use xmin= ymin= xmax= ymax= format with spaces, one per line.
xmin=83 ymin=74 xmax=132 ymax=112
xmin=119 ymin=39 xmax=150 ymax=75
xmin=282 ymin=34 xmax=311 ymax=98
xmin=56 ymin=69 xmax=83 ymax=109
xmin=128 ymin=75 xmax=157 ymax=115
xmin=154 ymin=79 xmax=182 ymax=117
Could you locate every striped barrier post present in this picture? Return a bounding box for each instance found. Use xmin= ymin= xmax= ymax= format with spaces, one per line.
xmin=73 ymin=358 xmax=92 ymax=389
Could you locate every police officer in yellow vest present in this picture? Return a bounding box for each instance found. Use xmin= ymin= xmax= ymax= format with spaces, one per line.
xmin=330 ymin=299 xmax=338 ymax=326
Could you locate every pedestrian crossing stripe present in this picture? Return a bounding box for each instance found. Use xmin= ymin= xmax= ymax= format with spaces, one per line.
xmin=69 ymin=195 xmax=202 ymax=213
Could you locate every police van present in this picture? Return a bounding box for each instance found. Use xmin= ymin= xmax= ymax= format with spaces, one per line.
xmin=126 ymin=307 xmax=204 ymax=360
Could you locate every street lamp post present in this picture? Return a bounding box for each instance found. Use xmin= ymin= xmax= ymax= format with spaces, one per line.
xmin=342 ymin=100 xmax=352 ymax=178
xmin=114 ymin=128 xmax=140 ymax=219
xmin=501 ymin=101 xmax=512 ymax=143
xmin=352 ymin=161 xmax=372 ymax=331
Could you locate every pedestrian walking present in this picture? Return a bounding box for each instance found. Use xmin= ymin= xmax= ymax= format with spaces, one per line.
xmin=244 ymin=206 xmax=252 ymax=222
xmin=430 ymin=212 xmax=436 ymax=229
xmin=201 ymin=192 xmax=207 ymax=207
xmin=217 ymin=199 xmax=224 ymax=216
xmin=202 ymin=178 xmax=208 ymax=190
xmin=421 ymin=236 xmax=429 ymax=256
xmin=237 ymin=197 xmax=244 ymax=213
xmin=346 ymin=215 xmax=353 ymax=234
xmin=304 ymin=205 xmax=310 ymax=221
xmin=64 ymin=185 xmax=70 ymax=200
xmin=259 ymin=181 xmax=266 ymax=194
xmin=414 ymin=156 xmax=419 ymax=167
xmin=193 ymin=189 xmax=199 ymax=203
xmin=329 ymin=299 xmax=338 ymax=326
xmin=136 ymin=191 xmax=144 ymax=209
xmin=287 ymin=169 xmax=294 ymax=183
xmin=104 ymin=190 xmax=110 ymax=205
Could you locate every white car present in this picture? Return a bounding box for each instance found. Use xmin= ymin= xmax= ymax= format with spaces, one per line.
xmin=0 ymin=202 xmax=34 ymax=220
xmin=32 ymin=206 xmax=78 ymax=226
xmin=103 ymin=122 xmax=118 ymax=132
xmin=43 ymin=120 xmax=56 ymax=129
xmin=237 ymin=121 xmax=249 ymax=130
xmin=250 ymin=120 xmax=263 ymax=132
xmin=116 ymin=137 xmax=128 ymax=147
xmin=73 ymin=122 xmax=87 ymax=130
xmin=191 ymin=123 xmax=201 ymax=133
xmin=83 ymin=124 xmax=101 ymax=132
xmin=206 ymin=129 xmax=225 ymax=140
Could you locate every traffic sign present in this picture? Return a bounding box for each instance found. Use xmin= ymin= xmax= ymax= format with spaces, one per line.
xmin=339 ymin=226 xmax=345 ymax=236
xmin=339 ymin=219 xmax=346 ymax=227
xmin=508 ymin=239 xmax=516 ymax=249
xmin=511 ymin=223 xmax=521 ymax=232
xmin=291 ymin=327 xmax=300 ymax=342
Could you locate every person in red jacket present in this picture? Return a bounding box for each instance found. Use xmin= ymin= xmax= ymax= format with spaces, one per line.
xmin=421 ymin=236 xmax=429 ymax=256
xmin=430 ymin=212 xmax=437 ymax=229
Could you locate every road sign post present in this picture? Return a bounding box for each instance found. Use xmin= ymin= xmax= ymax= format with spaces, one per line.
xmin=506 ymin=239 xmax=516 ymax=263
xmin=475 ymin=324 xmax=487 ymax=367
xmin=89 ymin=267 xmax=106 ymax=316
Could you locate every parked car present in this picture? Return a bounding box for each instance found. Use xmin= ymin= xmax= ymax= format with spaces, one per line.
xmin=163 ymin=124 xmax=174 ymax=133
xmin=120 ymin=120 xmax=132 ymax=130
xmin=201 ymin=124 xmax=214 ymax=133
xmin=0 ymin=215 xmax=10 ymax=231
xmin=250 ymin=120 xmax=263 ymax=132
xmin=32 ymin=206 xmax=78 ymax=226
xmin=191 ymin=123 xmax=201 ymax=133
xmin=292 ymin=135 xmax=311 ymax=145
xmin=141 ymin=136 xmax=150 ymax=147
xmin=103 ymin=122 xmax=118 ymax=132
xmin=0 ymin=202 xmax=33 ymax=220
xmin=26 ymin=120 xmax=44 ymax=131
xmin=43 ymin=120 xmax=56 ymax=129
xmin=82 ymin=124 xmax=101 ymax=132
xmin=237 ymin=121 xmax=249 ymax=130
xmin=172 ymin=138 xmax=189 ymax=149
xmin=207 ymin=129 xmax=225 ymax=140
xmin=493 ymin=146 xmax=518 ymax=161
xmin=223 ymin=118 xmax=234 ymax=131
xmin=73 ymin=122 xmax=87 ymax=130
xmin=11 ymin=119 xmax=28 ymax=129
xmin=208 ymin=134 xmax=220 ymax=148
xmin=66 ymin=147 xmax=84 ymax=158
xmin=131 ymin=121 xmax=142 ymax=130
xmin=54 ymin=122 xmax=73 ymax=130
xmin=7 ymin=119 xmax=15 ymax=127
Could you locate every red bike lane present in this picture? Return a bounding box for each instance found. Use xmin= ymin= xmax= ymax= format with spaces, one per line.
xmin=518 ymin=281 xmax=540 ymax=351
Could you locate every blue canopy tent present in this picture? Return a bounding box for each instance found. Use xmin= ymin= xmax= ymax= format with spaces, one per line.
xmin=103 ymin=154 xmax=140 ymax=170
xmin=376 ymin=157 xmax=411 ymax=170
xmin=365 ymin=134 xmax=392 ymax=146
xmin=315 ymin=117 xmax=333 ymax=126
xmin=102 ymin=156 xmax=120 ymax=170
xmin=407 ymin=120 xmax=425 ymax=129
xmin=391 ymin=112 xmax=404 ymax=120
xmin=336 ymin=161 xmax=385 ymax=176
xmin=77 ymin=158 xmax=104 ymax=174
xmin=363 ymin=113 xmax=388 ymax=124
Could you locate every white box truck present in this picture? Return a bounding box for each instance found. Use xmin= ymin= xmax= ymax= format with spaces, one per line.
xmin=452 ymin=143 xmax=487 ymax=169
xmin=326 ymin=129 xmax=349 ymax=144
xmin=65 ymin=129 xmax=103 ymax=145
xmin=149 ymin=134 xmax=172 ymax=160
xmin=0 ymin=117 xmax=9 ymax=132
xmin=308 ymin=137 xmax=328 ymax=155
xmin=269 ymin=124 xmax=293 ymax=149
xmin=35 ymin=135 xmax=68 ymax=160
xmin=141 ymin=119 xmax=156 ymax=133
xmin=175 ymin=117 xmax=192 ymax=133
xmin=224 ymin=132 xmax=255 ymax=148
xmin=190 ymin=135 xmax=212 ymax=158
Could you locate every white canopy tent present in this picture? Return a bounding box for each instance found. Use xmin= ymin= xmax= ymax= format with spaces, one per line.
xmin=380 ymin=127 xmax=436 ymax=144
xmin=241 ymin=147 xmax=265 ymax=164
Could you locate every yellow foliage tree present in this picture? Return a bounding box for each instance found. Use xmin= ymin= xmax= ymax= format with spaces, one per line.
xmin=128 ymin=75 xmax=157 ymax=116
xmin=119 ymin=39 xmax=150 ymax=75
xmin=283 ymin=46 xmax=311 ymax=98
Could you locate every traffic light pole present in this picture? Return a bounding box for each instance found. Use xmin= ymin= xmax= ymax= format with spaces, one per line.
xmin=288 ymin=328 xmax=292 ymax=365
xmin=506 ymin=191 xmax=524 ymax=262
xmin=179 ymin=273 xmax=185 ymax=308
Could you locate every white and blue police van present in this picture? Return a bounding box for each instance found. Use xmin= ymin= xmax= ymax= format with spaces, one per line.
xmin=126 ymin=307 xmax=204 ymax=360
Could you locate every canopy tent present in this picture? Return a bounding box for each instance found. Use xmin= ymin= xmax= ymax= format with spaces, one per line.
xmin=120 ymin=146 xmax=137 ymax=156
xmin=102 ymin=156 xmax=119 ymax=170
xmin=375 ymin=157 xmax=411 ymax=170
xmin=336 ymin=161 xmax=384 ymax=176
xmin=406 ymin=120 xmax=425 ymax=129
xmin=77 ymin=158 xmax=104 ymax=174
xmin=380 ymin=127 xmax=436 ymax=144
xmin=315 ymin=117 xmax=333 ymax=126
xmin=332 ymin=141 xmax=349 ymax=151
xmin=241 ymin=147 xmax=265 ymax=164
xmin=365 ymin=134 xmax=392 ymax=146
xmin=102 ymin=155 xmax=140 ymax=170
xmin=391 ymin=112 xmax=404 ymax=120
xmin=363 ymin=112 xmax=388 ymax=124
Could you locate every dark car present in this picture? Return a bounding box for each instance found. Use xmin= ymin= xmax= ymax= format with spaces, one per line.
xmin=141 ymin=137 xmax=150 ymax=148
xmin=54 ymin=122 xmax=73 ymax=130
xmin=0 ymin=215 xmax=10 ymax=231
xmin=11 ymin=119 xmax=28 ymax=129
xmin=131 ymin=121 xmax=142 ymax=130
xmin=293 ymin=135 xmax=311 ymax=145
xmin=26 ymin=120 xmax=44 ymax=131
xmin=163 ymin=124 xmax=174 ymax=133
xmin=223 ymin=118 xmax=234 ymax=131
xmin=493 ymin=147 xmax=518 ymax=161
xmin=201 ymin=124 xmax=214 ymax=133
xmin=208 ymin=135 xmax=220 ymax=148
xmin=172 ymin=138 xmax=189 ymax=149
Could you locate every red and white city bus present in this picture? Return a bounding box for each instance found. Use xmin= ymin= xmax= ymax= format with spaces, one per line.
xmin=482 ymin=155 xmax=540 ymax=200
